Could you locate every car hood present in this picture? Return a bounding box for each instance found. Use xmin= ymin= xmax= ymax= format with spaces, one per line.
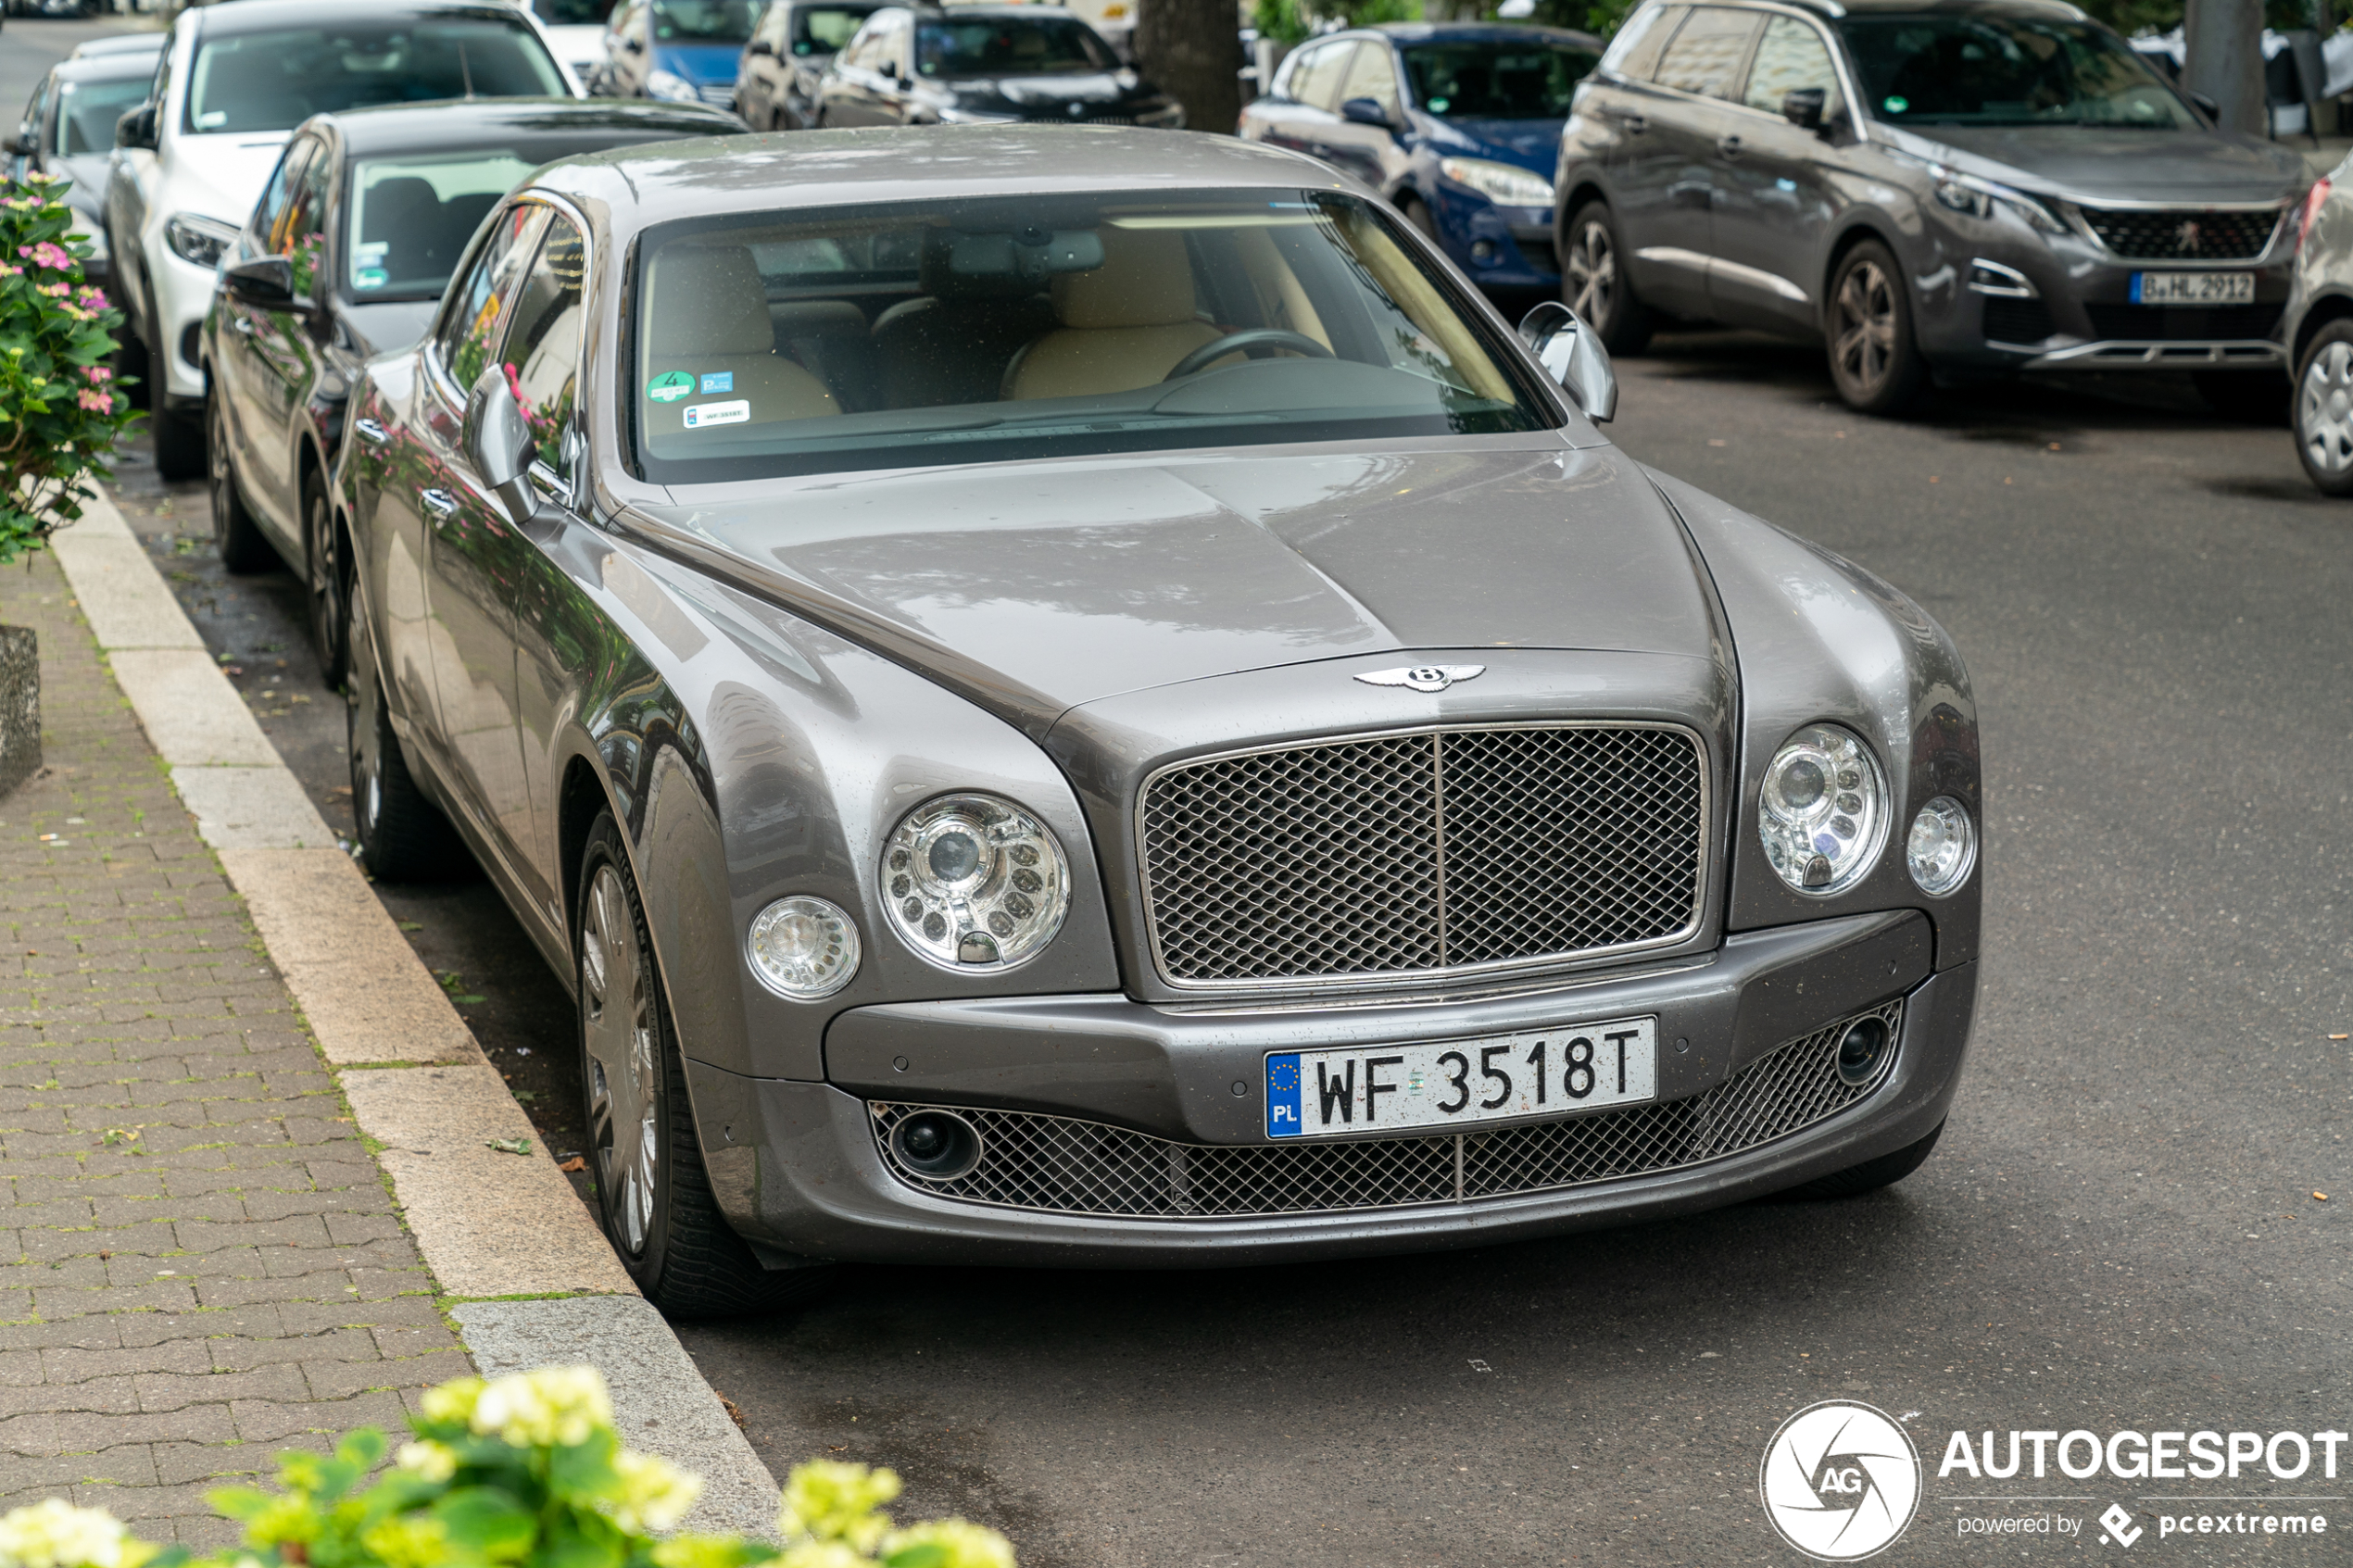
xmin=164 ymin=132 xmax=292 ymax=226
xmin=657 ymin=43 xmax=745 ymax=84
xmin=1419 ymin=115 xmax=1563 ymax=174
xmin=631 ymin=439 xmax=1718 ymax=733
xmin=1891 ymin=124 xmax=2309 ymax=203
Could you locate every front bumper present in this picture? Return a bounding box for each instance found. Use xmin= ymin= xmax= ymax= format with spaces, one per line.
xmin=143 ymin=235 xmax=224 ymax=407
xmin=686 ymin=909 xmax=1976 ymax=1267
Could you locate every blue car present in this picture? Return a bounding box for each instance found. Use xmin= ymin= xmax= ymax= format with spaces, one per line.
xmin=604 ymin=0 xmax=758 ymax=107
xmin=1239 ymin=22 xmax=1603 ymax=291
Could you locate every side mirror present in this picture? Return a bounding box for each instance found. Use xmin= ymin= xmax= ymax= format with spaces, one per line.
xmin=220 ymin=254 xmax=296 ymax=308
xmin=114 ymin=104 xmax=157 ymax=151
xmin=2189 ymin=89 xmax=2220 ymax=120
xmin=1516 ymin=299 xmax=1616 ymax=422
xmin=8 ymin=127 xmax=33 ymax=158
xmin=1781 ymin=86 xmax=1826 ymax=132
xmin=746 ymin=36 xmax=774 ymax=55
xmin=1340 ymin=94 xmax=1394 ymax=129
xmin=464 ymin=364 xmax=545 ymax=528
xmin=621 ymin=32 xmax=645 ymax=51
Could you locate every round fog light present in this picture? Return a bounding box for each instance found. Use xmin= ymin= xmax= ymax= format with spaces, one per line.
xmin=889 ymin=1110 xmax=983 ymax=1180
xmin=1470 ymin=238 xmax=1498 ymax=264
xmin=1906 ymin=795 xmax=1977 ymax=896
xmin=746 ymin=896 xmax=861 ymax=1000
xmin=1835 ymin=1015 xmax=1893 ymax=1086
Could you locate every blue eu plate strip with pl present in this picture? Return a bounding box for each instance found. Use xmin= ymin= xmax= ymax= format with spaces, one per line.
xmin=1265 ymin=1053 xmax=1302 ymax=1137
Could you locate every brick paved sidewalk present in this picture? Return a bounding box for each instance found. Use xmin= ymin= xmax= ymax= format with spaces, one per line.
xmin=0 ymin=550 xmax=469 ymax=1546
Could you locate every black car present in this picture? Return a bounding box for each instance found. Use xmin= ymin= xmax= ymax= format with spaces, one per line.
xmin=812 ymin=3 xmax=1180 ymax=128
xmin=735 ymin=0 xmax=882 ymax=129
xmin=200 ymin=97 xmax=743 ymax=686
xmin=6 ymin=51 xmax=157 ymax=287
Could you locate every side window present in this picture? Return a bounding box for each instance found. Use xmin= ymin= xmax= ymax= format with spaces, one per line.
xmin=1601 ymin=4 xmax=1682 ymax=82
xmin=840 ymin=19 xmax=875 ymax=69
xmin=434 ymin=203 xmax=551 ymax=398
xmin=19 ymin=81 xmax=51 ymax=163
xmin=881 ymin=15 xmax=911 ymax=77
xmin=281 ymin=144 xmax=333 ymax=298
xmin=1742 ymin=16 xmax=1838 ymax=113
xmin=1340 ymin=44 xmax=1402 ymax=115
xmin=1291 ymin=42 xmax=1360 ymax=112
xmin=1653 ymin=6 xmax=1763 ymax=98
xmin=497 ymin=212 xmax=586 ymax=473
xmin=249 ymin=140 xmax=313 ymax=255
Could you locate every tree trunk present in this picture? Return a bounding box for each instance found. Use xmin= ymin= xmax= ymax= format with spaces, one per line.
xmin=2183 ymin=0 xmax=2268 ymax=136
xmin=0 ymin=624 xmax=38 ymax=800
xmin=1137 ymin=0 xmax=1244 ymax=136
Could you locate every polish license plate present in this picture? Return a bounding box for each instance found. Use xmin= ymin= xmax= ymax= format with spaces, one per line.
xmin=2130 ymin=270 xmax=2255 ymax=305
xmin=1265 ymin=1017 xmax=1656 ymax=1139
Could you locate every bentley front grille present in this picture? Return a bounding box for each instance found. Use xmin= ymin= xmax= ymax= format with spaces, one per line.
xmin=868 ymin=1001 xmax=1902 ymax=1219
xmin=1137 ymin=723 xmax=1706 ymax=987
xmin=2077 ymin=206 xmax=2283 ymax=261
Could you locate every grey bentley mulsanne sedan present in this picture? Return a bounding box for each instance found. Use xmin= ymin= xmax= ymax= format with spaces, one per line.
xmin=332 ymin=127 xmax=1981 ymax=1314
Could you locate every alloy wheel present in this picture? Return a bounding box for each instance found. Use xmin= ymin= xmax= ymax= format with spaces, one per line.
xmin=582 ymin=864 xmax=659 ymax=1255
xmin=1832 ymin=258 xmax=1899 ymax=396
xmin=346 ymin=660 xmax=383 ymax=842
xmin=1567 ymin=220 xmax=1617 ymax=327
xmin=2298 ymin=341 xmax=2353 ymax=477
xmin=306 ymin=487 xmax=346 ymax=685
xmin=207 ymin=399 xmax=237 ymax=550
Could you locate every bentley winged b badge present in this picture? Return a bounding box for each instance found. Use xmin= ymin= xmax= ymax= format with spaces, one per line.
xmin=1354 ymin=663 xmax=1487 ymax=694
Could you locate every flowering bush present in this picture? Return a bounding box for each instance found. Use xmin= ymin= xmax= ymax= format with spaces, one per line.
xmin=0 ymin=1369 xmax=1013 ymax=1568
xmin=0 ymin=173 xmax=140 ymax=566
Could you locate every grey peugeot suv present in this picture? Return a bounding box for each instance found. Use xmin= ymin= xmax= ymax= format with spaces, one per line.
xmin=1554 ymin=0 xmax=2311 ymax=414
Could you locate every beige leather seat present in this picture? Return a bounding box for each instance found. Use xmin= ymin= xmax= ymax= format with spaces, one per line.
xmin=642 ymin=245 xmax=837 ymax=437
xmin=1004 ymin=226 xmax=1227 ymax=401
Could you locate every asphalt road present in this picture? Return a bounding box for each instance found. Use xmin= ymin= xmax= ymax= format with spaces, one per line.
xmin=7 ymin=24 xmax=2345 ymax=1555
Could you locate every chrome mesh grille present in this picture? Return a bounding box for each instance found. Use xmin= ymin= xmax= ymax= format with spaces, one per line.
xmin=869 ymin=1001 xmax=1901 ymax=1218
xmin=1139 ymin=725 xmax=1705 ymax=986
xmin=2078 ymin=207 xmax=2282 ymax=260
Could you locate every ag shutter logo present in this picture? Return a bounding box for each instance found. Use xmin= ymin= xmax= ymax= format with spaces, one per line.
xmin=1761 ymin=1401 xmax=1922 ymax=1561
xmin=2098 ymin=1503 xmax=2144 ymax=1547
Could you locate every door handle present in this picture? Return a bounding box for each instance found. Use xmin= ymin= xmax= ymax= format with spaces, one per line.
xmin=1608 ymin=108 xmax=1647 ymax=133
xmin=354 ymin=419 xmax=388 ymax=447
xmin=231 ymin=315 xmax=255 ymax=335
xmin=1718 ymin=134 xmax=1743 ymax=157
xmin=418 ymin=488 xmax=458 ymax=520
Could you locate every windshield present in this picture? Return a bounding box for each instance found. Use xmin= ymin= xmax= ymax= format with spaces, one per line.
xmin=652 ymin=0 xmax=757 ymax=43
xmin=1402 ymin=41 xmax=1598 ymax=119
xmin=57 ymin=76 xmax=151 ymax=156
xmin=1836 ymin=14 xmax=2196 ymax=128
xmin=797 ymin=5 xmax=873 ymax=52
xmin=184 ymin=21 xmax=568 ymax=134
xmin=916 ymin=17 xmax=1115 ymax=77
xmin=629 ymin=190 xmax=1549 ymax=483
xmin=535 ymin=0 xmax=615 ymax=23
xmin=346 ymin=153 xmax=535 ymax=300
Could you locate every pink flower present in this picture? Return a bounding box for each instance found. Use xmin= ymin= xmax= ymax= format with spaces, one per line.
xmin=77 ymin=286 xmax=107 ymax=309
xmin=84 ymin=366 xmax=111 ymax=384
xmin=78 ymin=389 xmax=113 ymax=415
xmin=38 ymin=282 xmax=70 ymax=298
xmin=29 ymin=243 xmax=71 ymax=271
xmin=0 ymin=264 xmax=19 ymax=278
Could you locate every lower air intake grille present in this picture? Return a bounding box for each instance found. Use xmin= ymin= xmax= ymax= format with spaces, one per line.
xmin=869 ymin=1001 xmax=1903 ymax=1218
xmin=1982 ymin=295 xmax=2055 ymax=345
xmin=2082 ymin=302 xmax=2284 ymax=341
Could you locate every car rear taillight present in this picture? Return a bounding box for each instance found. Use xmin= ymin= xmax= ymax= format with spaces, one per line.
xmin=2299 ymin=178 xmax=2333 ymax=251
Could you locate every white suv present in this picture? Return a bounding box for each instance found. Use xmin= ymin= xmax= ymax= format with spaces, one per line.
xmin=107 ymin=0 xmax=579 ymax=478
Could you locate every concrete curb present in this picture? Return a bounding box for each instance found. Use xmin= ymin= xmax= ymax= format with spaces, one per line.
xmin=46 ymin=488 xmax=780 ymax=1535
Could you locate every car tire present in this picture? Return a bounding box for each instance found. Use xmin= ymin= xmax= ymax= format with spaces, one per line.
xmin=2197 ymin=368 xmax=2288 ymax=427
xmin=1792 ymin=1119 xmax=1944 ymax=1199
xmin=575 ymin=811 xmax=837 ymax=1318
xmin=1561 ymin=201 xmax=1651 ymax=356
xmin=2294 ymin=320 xmax=2353 ymax=495
xmin=303 ymin=466 xmax=348 ymax=688
xmin=346 ymin=595 xmax=462 ymax=880
xmin=1825 ymin=240 xmax=1926 ymax=415
xmin=207 ymin=394 xmax=274 ymax=571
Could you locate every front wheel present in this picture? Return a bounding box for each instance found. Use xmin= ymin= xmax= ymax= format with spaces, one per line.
xmin=304 ymin=468 xmax=348 ymax=688
xmin=1561 ymin=201 xmax=1652 ymax=356
xmin=575 ymin=812 xmax=837 ymax=1318
xmin=345 ymin=591 xmax=461 ymax=880
xmin=1825 ymin=241 xmax=1926 ymax=414
xmin=2295 ymin=320 xmax=2353 ymax=495
xmin=208 ymin=393 xmax=274 ymax=571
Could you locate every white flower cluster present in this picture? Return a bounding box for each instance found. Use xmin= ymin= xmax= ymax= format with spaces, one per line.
xmin=607 ymin=1450 xmax=702 ymax=1535
xmin=429 ymin=1366 xmax=617 ymax=1449
xmin=0 ymin=1500 xmax=133 ymax=1568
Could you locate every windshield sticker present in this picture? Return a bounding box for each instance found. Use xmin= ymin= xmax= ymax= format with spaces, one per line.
xmin=1428 ymin=95 xmax=1450 ymax=113
xmin=1883 ymin=95 xmax=1908 ymax=113
xmin=355 ymin=268 xmax=389 ymax=291
xmin=682 ymin=399 xmax=750 ymax=430
xmin=699 ymin=371 xmax=734 ymax=394
xmin=353 ymin=241 xmax=389 ymax=262
xmin=648 ymin=370 xmax=695 ymax=403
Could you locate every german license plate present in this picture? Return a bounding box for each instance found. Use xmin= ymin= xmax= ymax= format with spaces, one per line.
xmin=2130 ymin=270 xmax=2255 ymax=305
xmin=1265 ymin=1017 xmax=1656 ymax=1139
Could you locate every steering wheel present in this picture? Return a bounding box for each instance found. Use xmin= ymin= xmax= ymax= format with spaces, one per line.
xmin=1163 ymin=329 xmax=1335 ymax=382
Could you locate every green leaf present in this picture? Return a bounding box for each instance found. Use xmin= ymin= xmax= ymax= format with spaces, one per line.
xmin=206 ymin=1485 xmax=275 ymax=1520
xmin=883 ymin=1544 xmax=950 ymax=1568
xmin=432 ymin=1485 xmax=541 ymax=1558
xmin=547 ymin=1430 xmax=619 ymax=1497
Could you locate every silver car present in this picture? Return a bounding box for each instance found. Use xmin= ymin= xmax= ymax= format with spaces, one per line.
xmin=333 ymin=127 xmax=1981 ymax=1314
xmin=2277 ymin=159 xmax=2353 ymax=494
xmin=1554 ymin=0 xmax=2310 ymax=414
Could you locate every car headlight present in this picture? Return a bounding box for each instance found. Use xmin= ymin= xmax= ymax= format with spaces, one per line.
xmin=1758 ymin=724 xmax=1889 ymax=895
xmin=1919 ymin=168 xmax=2067 ymax=235
xmin=1439 ymin=157 xmax=1554 ymax=208
xmin=881 ymin=793 xmax=1069 ymax=970
xmin=1905 ymin=796 xmax=1976 ymax=897
xmin=163 ymin=212 xmax=239 ymax=270
xmin=1136 ymin=101 xmax=1185 ymax=129
xmin=645 ymin=69 xmax=701 ymax=102
xmin=746 ymin=895 xmax=861 ymax=999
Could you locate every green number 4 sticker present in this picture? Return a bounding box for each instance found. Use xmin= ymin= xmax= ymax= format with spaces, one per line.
xmin=648 ymin=370 xmax=694 ymax=403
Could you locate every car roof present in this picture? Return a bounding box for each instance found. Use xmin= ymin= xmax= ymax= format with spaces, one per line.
xmin=1370 ymin=21 xmax=1606 ymax=46
xmin=68 ymin=32 xmax=165 ymax=59
xmin=49 ymin=52 xmax=163 ymax=83
xmin=1730 ymin=0 xmax=2089 ymax=18
xmin=890 ymin=4 xmax=1080 ymax=17
xmin=534 ymin=124 xmax=1352 ymax=230
xmin=310 ymin=96 xmax=739 ymax=156
xmin=187 ymin=0 xmax=557 ymax=38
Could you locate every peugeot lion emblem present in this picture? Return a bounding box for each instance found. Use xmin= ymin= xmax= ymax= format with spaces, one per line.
xmin=2176 ymin=219 xmax=2203 ymax=253
xmin=1354 ymin=664 xmax=1487 ymax=694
